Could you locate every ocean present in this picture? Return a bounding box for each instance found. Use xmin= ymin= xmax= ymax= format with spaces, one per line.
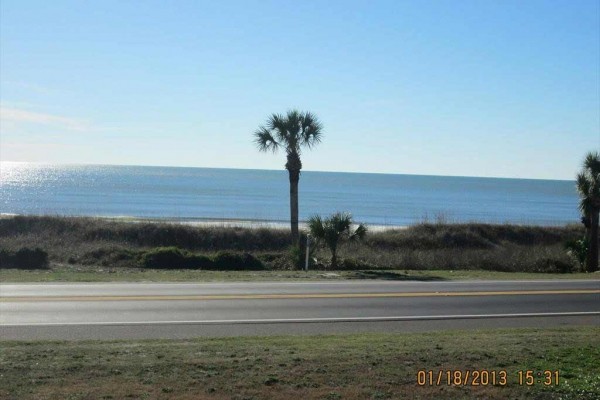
xmin=0 ymin=162 xmax=579 ymax=226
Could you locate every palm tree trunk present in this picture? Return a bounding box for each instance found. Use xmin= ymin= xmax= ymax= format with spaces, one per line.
xmin=587 ymin=209 xmax=599 ymax=272
xmin=288 ymin=169 xmax=300 ymax=245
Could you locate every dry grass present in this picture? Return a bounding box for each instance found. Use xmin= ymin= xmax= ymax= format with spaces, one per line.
xmin=1 ymin=268 xmax=597 ymax=283
xmin=0 ymin=215 xmax=586 ymax=274
xmin=1 ymin=327 xmax=598 ymax=399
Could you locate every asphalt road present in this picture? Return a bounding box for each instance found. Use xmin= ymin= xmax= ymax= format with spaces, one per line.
xmin=1 ymin=280 xmax=598 ymax=340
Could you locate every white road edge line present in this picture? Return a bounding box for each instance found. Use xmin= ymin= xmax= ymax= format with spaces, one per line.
xmin=2 ymin=311 xmax=599 ymax=327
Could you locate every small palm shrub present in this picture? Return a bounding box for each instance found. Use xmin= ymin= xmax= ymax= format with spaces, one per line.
xmin=308 ymin=212 xmax=367 ymax=268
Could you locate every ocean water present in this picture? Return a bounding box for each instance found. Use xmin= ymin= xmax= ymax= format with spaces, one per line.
xmin=0 ymin=162 xmax=580 ymax=226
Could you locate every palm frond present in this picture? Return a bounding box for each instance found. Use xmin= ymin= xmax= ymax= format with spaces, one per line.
xmin=266 ymin=113 xmax=289 ymax=144
xmin=330 ymin=212 xmax=352 ymax=234
xmin=584 ymin=151 xmax=600 ymax=176
xmin=285 ymin=110 xmax=302 ymax=148
xmin=307 ymin=215 xmax=325 ymax=238
xmin=253 ymin=127 xmax=280 ymax=153
xmin=300 ymin=111 xmax=323 ymax=149
xmin=267 ymin=113 xmax=284 ymax=131
xmin=579 ymin=197 xmax=593 ymax=215
xmin=351 ymin=223 xmax=368 ymax=240
xmin=576 ymin=170 xmax=600 ymax=214
xmin=286 ymin=109 xmax=300 ymax=123
xmin=576 ymin=172 xmax=591 ymax=196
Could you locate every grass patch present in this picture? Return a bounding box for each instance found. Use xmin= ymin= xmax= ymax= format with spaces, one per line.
xmin=0 ymin=268 xmax=598 ymax=283
xmin=1 ymin=327 xmax=598 ymax=399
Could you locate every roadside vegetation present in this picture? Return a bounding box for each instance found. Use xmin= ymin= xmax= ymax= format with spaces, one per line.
xmin=1 ymin=268 xmax=596 ymax=283
xmin=575 ymin=150 xmax=600 ymax=272
xmin=1 ymin=327 xmax=598 ymax=399
xmin=308 ymin=212 xmax=367 ymax=269
xmin=0 ymin=215 xmax=591 ymax=280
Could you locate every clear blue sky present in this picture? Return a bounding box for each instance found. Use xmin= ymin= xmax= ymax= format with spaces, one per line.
xmin=1 ymin=0 xmax=598 ymax=180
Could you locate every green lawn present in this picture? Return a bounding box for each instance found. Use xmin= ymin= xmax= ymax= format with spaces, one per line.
xmin=1 ymin=327 xmax=598 ymax=399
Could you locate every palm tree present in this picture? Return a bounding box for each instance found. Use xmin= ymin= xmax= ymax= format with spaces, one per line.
xmin=254 ymin=110 xmax=323 ymax=244
xmin=308 ymin=212 xmax=367 ymax=268
xmin=576 ymin=151 xmax=600 ymax=272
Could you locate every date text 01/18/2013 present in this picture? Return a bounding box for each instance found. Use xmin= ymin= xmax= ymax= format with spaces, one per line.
xmin=416 ymin=369 xmax=560 ymax=387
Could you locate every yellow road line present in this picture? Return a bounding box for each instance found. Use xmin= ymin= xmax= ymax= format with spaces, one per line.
xmin=1 ymin=290 xmax=598 ymax=302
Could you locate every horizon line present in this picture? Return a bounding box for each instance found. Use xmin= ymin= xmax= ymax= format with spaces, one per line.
xmin=0 ymin=160 xmax=576 ymax=182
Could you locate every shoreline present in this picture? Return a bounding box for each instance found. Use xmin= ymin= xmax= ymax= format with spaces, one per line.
xmin=0 ymin=213 xmax=579 ymax=230
xmin=0 ymin=213 xmax=407 ymax=231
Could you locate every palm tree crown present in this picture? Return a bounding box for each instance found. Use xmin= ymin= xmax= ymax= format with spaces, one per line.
xmin=577 ymin=151 xmax=600 ymax=215
xmin=254 ymin=110 xmax=323 ymax=157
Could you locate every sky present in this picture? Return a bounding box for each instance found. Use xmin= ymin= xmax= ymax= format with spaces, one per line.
xmin=0 ymin=0 xmax=598 ymax=180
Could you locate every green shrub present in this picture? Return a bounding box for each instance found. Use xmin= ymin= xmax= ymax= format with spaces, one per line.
xmin=141 ymin=247 xmax=192 ymax=269
xmin=140 ymin=247 xmax=214 ymax=269
xmin=15 ymin=248 xmax=49 ymax=269
xmin=187 ymin=254 xmax=214 ymax=269
xmin=81 ymin=247 xmax=139 ymax=267
xmin=288 ymin=245 xmax=304 ymax=269
xmin=0 ymin=247 xmax=49 ymax=269
xmin=0 ymin=249 xmax=13 ymax=268
xmin=565 ymin=238 xmax=588 ymax=271
xmin=211 ymin=251 xmax=263 ymax=270
xmin=531 ymin=258 xmax=574 ymax=274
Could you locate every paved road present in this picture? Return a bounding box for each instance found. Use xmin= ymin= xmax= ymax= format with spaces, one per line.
xmin=1 ymin=280 xmax=598 ymax=340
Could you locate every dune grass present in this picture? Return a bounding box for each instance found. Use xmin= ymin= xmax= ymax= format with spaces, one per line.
xmin=1 ymin=327 xmax=598 ymax=399
xmin=0 ymin=215 xmax=589 ymax=279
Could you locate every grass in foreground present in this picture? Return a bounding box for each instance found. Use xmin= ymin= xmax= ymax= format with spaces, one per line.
xmin=0 ymin=267 xmax=598 ymax=282
xmin=1 ymin=328 xmax=598 ymax=399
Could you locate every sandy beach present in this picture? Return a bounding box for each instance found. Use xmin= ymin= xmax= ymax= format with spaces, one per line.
xmin=0 ymin=213 xmax=405 ymax=231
